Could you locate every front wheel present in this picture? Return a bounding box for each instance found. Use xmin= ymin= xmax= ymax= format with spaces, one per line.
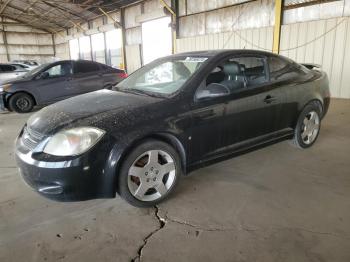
xmin=118 ymin=140 xmax=181 ymax=207
xmin=292 ymin=101 xmax=322 ymax=148
xmin=8 ymin=93 xmax=34 ymax=113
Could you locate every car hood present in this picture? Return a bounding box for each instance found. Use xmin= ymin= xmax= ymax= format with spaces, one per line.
xmin=1 ymin=75 xmax=31 ymax=85
xmin=26 ymin=90 xmax=163 ymax=135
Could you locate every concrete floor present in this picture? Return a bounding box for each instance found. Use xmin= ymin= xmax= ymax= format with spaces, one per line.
xmin=0 ymin=99 xmax=349 ymax=262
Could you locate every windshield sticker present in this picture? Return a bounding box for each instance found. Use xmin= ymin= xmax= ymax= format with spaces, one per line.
xmin=184 ymin=57 xmax=208 ymax=62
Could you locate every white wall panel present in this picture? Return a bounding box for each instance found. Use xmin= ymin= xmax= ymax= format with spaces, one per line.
xmin=6 ymin=32 xmax=52 ymax=45
xmin=179 ymin=0 xmax=274 ymax=38
xmin=0 ymin=23 xmax=54 ymax=63
xmin=341 ymin=18 xmax=350 ymax=98
xmin=125 ymin=4 xmax=142 ymax=29
xmin=280 ymin=17 xmax=350 ymax=98
xmin=55 ymin=43 xmax=70 ymax=60
xmin=176 ymin=26 xmax=273 ymax=53
xmin=183 ymin=0 xmax=250 ymax=15
xmin=125 ymin=27 xmax=142 ymax=45
xmin=284 ymin=1 xmax=350 ymax=24
xmin=177 ymin=16 xmax=349 ymax=99
xmin=125 ymin=44 xmax=141 ymax=73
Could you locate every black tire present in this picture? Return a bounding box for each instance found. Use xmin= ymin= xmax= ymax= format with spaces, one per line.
xmin=8 ymin=93 xmax=34 ymax=113
xmin=118 ymin=139 xmax=182 ymax=207
xmin=292 ymin=101 xmax=322 ymax=149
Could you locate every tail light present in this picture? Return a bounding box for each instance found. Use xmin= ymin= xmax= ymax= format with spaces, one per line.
xmin=117 ymin=72 xmax=128 ymax=79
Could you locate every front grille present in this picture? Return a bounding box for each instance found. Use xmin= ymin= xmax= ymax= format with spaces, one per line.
xmin=27 ymin=126 xmax=44 ymax=141
xmin=21 ymin=126 xmax=44 ymax=150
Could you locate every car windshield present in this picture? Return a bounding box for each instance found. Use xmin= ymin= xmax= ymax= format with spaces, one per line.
xmin=116 ymin=56 xmax=208 ymax=96
xmin=21 ymin=64 xmax=48 ymax=78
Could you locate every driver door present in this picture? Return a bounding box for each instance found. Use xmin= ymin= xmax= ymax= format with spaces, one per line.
xmin=34 ymin=61 xmax=75 ymax=103
xmin=189 ymin=80 xmax=229 ymax=164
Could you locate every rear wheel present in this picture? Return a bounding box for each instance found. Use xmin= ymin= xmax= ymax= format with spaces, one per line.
xmin=118 ymin=140 xmax=181 ymax=207
xmin=292 ymin=101 xmax=322 ymax=148
xmin=8 ymin=93 xmax=34 ymax=113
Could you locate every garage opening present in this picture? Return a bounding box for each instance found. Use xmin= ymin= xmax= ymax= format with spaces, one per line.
xmin=105 ymin=29 xmax=123 ymax=69
xmin=141 ymin=16 xmax=172 ymax=65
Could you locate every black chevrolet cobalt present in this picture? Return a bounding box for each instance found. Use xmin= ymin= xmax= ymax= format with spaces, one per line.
xmin=15 ymin=50 xmax=330 ymax=207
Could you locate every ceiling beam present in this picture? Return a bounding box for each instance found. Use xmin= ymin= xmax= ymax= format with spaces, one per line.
xmin=284 ymin=0 xmax=340 ymax=10
xmin=0 ymin=0 xmax=13 ymax=14
xmin=42 ymin=0 xmax=89 ymax=22
xmin=4 ymin=3 xmax=67 ymax=30
xmin=14 ymin=0 xmax=40 ymax=19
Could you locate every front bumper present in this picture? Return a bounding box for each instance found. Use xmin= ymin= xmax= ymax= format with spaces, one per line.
xmin=15 ymin=131 xmax=120 ymax=201
xmin=0 ymin=92 xmax=6 ymax=111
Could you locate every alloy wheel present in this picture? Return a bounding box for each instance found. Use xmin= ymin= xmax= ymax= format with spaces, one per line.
xmin=127 ymin=150 xmax=176 ymax=202
xmin=301 ymin=111 xmax=320 ymax=145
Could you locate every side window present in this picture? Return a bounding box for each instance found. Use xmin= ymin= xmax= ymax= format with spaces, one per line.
xmin=74 ymin=61 xmax=100 ymax=74
xmin=204 ymin=56 xmax=267 ymax=93
xmin=230 ymin=56 xmax=267 ymax=87
xmin=42 ymin=63 xmax=72 ymax=78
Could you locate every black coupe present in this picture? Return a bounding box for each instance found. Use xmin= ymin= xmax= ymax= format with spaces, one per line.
xmin=15 ymin=50 xmax=330 ymax=207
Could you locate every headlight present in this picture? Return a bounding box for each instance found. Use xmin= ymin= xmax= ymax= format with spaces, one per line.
xmin=0 ymin=84 xmax=12 ymax=92
xmin=43 ymin=127 xmax=105 ymax=156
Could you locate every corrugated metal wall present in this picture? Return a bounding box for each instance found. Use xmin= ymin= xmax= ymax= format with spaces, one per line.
xmin=0 ymin=18 xmax=54 ymax=63
xmin=54 ymin=32 xmax=70 ymax=61
xmin=177 ymin=16 xmax=350 ymax=99
xmin=178 ymin=0 xmax=274 ymax=38
xmin=280 ymin=17 xmax=350 ymax=98
xmin=49 ymin=0 xmax=350 ymax=99
xmin=177 ymin=26 xmax=273 ymax=52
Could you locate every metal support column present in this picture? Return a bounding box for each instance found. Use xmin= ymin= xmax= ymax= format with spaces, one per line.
xmin=272 ymin=0 xmax=283 ymax=54
xmin=1 ymin=17 xmax=10 ymax=62
xmin=52 ymin=33 xmax=56 ymax=57
xmin=160 ymin=0 xmax=177 ymax=54
xmin=121 ymin=8 xmax=127 ymax=70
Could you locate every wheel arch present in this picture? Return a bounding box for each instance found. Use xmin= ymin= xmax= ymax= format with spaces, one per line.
xmin=115 ymin=132 xmax=187 ymax=180
xmin=300 ymin=98 xmax=323 ymax=115
xmin=7 ymin=91 xmax=37 ymax=106
xmin=294 ymin=98 xmax=323 ymax=129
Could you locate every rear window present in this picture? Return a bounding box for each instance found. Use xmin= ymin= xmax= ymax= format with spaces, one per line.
xmin=74 ymin=61 xmax=100 ymax=74
xmin=100 ymin=64 xmax=123 ymax=73
xmin=100 ymin=64 xmax=110 ymax=70
xmin=0 ymin=65 xmax=16 ymax=72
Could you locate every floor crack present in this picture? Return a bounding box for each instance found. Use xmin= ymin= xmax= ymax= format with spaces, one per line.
xmin=131 ymin=205 xmax=165 ymax=262
xmin=165 ymin=216 xmax=236 ymax=232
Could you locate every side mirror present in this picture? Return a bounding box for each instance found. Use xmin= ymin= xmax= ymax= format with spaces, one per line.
xmin=196 ymin=83 xmax=230 ymax=100
xmin=39 ymin=72 xmax=49 ymax=79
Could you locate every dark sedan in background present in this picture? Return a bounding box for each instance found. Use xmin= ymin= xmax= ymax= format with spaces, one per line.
xmin=0 ymin=60 xmax=127 ymax=113
xmin=15 ymin=50 xmax=330 ymax=207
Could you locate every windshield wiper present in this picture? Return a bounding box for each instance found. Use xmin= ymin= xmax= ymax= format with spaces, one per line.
xmin=121 ymin=88 xmax=157 ymax=97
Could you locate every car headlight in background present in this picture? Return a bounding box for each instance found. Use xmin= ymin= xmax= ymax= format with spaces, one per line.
xmin=0 ymin=84 xmax=12 ymax=92
xmin=43 ymin=127 xmax=105 ymax=156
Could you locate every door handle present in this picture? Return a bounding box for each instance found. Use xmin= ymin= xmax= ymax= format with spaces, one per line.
xmin=193 ymin=109 xmax=216 ymax=121
xmin=263 ymin=95 xmax=277 ymax=104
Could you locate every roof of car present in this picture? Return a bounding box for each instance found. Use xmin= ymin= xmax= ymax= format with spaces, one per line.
xmin=172 ymin=49 xmax=277 ymax=57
